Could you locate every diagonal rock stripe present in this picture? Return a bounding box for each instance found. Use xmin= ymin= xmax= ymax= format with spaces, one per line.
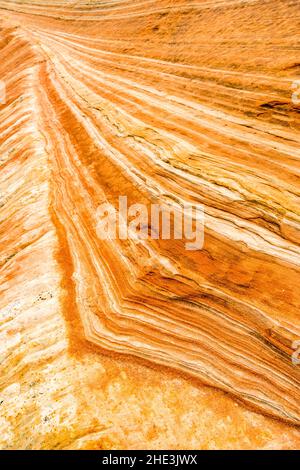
xmin=0 ymin=0 xmax=300 ymax=449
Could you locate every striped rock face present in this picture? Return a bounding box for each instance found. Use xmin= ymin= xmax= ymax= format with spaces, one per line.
xmin=0 ymin=0 xmax=300 ymax=450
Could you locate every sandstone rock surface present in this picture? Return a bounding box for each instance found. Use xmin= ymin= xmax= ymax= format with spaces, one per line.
xmin=0 ymin=0 xmax=300 ymax=449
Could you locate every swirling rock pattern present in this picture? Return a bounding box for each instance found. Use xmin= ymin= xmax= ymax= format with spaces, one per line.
xmin=0 ymin=0 xmax=300 ymax=449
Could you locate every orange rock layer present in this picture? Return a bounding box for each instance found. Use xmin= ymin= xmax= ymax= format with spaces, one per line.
xmin=0 ymin=0 xmax=300 ymax=449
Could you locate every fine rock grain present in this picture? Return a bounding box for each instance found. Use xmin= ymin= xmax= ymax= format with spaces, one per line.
xmin=0 ymin=0 xmax=300 ymax=449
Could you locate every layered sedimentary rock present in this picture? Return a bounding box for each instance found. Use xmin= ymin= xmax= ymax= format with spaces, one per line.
xmin=0 ymin=0 xmax=300 ymax=449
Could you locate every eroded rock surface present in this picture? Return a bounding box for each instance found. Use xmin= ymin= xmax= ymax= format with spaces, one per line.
xmin=0 ymin=0 xmax=300 ymax=449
